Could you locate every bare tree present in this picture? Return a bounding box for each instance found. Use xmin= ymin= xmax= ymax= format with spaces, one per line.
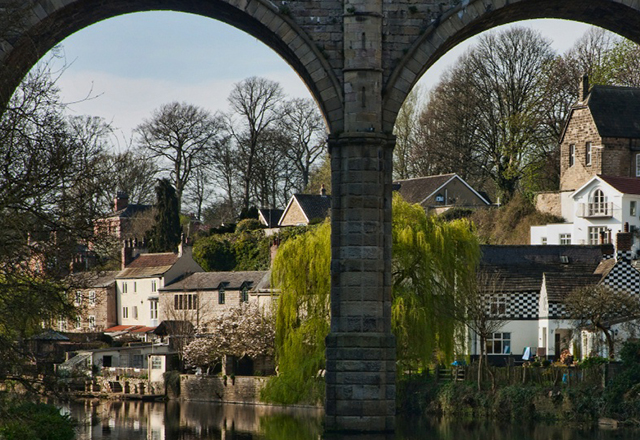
xmin=393 ymin=87 xmax=423 ymax=180
xmin=278 ymin=98 xmax=327 ymax=191
xmin=136 ymin=102 xmax=222 ymax=212
xmin=225 ymin=77 xmax=284 ymax=212
xmin=417 ymin=27 xmax=557 ymax=202
xmin=565 ymin=285 xmax=640 ymax=360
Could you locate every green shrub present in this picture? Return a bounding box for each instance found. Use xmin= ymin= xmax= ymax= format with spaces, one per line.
xmin=0 ymin=399 xmax=75 ymax=440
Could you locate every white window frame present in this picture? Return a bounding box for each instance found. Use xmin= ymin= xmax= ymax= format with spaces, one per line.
xmin=150 ymin=301 xmax=158 ymax=320
xmin=585 ymin=142 xmax=592 ymax=165
xmin=489 ymin=295 xmax=507 ymax=316
xmin=133 ymin=306 xmax=138 ymax=319
xmin=88 ymin=316 xmax=95 ymax=330
xmin=636 ymin=154 xmax=640 ymax=177
xmin=541 ymin=237 xmax=547 ymax=245
xmin=89 ymin=290 xmax=96 ymax=305
xmin=151 ymin=280 xmax=157 ymax=292
xmin=631 ymin=201 xmax=637 ymax=217
xmin=75 ymin=290 xmax=82 ymax=305
xmin=589 ymin=226 xmax=609 ymax=244
xmin=559 ymin=233 xmax=571 ymax=245
xmin=122 ymin=282 xmax=128 ymax=294
xmin=486 ymin=332 xmax=511 ymax=355
xmin=219 ymin=286 xmax=226 ymax=305
xmin=123 ymin=307 xmax=129 ymax=319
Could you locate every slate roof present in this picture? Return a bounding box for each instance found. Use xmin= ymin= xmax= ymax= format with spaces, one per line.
xmin=293 ymin=194 xmax=331 ymax=222
xmin=258 ymin=208 xmax=284 ymax=227
xmin=585 ymin=85 xmax=640 ymax=138
xmin=479 ymin=245 xmax=605 ymax=292
xmin=160 ymin=270 xmax=270 ymax=292
xmin=394 ymin=174 xmax=455 ymax=205
xmin=598 ymin=175 xmax=640 ymax=195
xmin=117 ymin=253 xmax=179 ymax=279
xmin=106 ymin=203 xmax=152 ymax=219
xmin=68 ymin=271 xmax=119 ymax=288
xmin=544 ymin=273 xmax=603 ymax=302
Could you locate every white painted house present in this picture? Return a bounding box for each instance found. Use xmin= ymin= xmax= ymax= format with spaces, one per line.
xmin=115 ymin=242 xmax=203 ymax=329
xmin=474 ymin=233 xmax=640 ymax=364
xmin=532 ymin=175 xmax=640 ymax=254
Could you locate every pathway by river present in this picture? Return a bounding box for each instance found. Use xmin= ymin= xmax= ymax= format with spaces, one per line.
xmin=59 ymin=399 xmax=640 ymax=440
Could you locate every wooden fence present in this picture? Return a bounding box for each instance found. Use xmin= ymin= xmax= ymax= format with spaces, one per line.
xmin=432 ymin=363 xmax=623 ymax=388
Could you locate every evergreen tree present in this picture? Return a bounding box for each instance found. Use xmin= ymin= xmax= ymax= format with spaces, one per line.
xmin=147 ymin=178 xmax=181 ymax=253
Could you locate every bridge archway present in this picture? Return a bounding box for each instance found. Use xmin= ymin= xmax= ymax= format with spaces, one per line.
xmin=0 ymin=0 xmax=343 ymax=132
xmin=384 ymin=0 xmax=640 ymax=132
xmin=5 ymin=0 xmax=640 ymax=433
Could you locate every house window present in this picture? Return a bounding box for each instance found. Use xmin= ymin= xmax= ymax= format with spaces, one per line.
xmin=637 ymin=154 xmax=640 ymax=177
xmin=219 ymin=286 xmax=226 ymax=305
xmin=585 ymin=142 xmax=592 ymax=165
xmin=486 ymin=332 xmax=511 ymax=355
xmin=58 ymin=316 xmax=66 ymax=332
xmin=88 ymin=316 xmax=95 ymax=330
xmin=569 ymin=144 xmax=575 ymax=167
xmin=150 ymin=301 xmax=158 ymax=320
xmin=75 ymin=317 xmax=81 ymax=329
xmin=241 ymin=286 xmax=249 ymax=303
xmin=133 ymin=306 xmax=138 ymax=319
xmin=132 ymin=354 xmax=144 ymax=368
xmin=174 ymin=294 xmax=197 ymax=310
xmin=123 ymin=307 xmax=129 ymax=319
xmin=590 ymin=189 xmax=607 ymax=216
xmin=559 ymin=233 xmax=572 ymax=245
xmin=541 ymin=237 xmax=547 ymax=245
xmin=632 ymin=201 xmax=637 ymax=217
xmin=122 ymin=282 xmax=128 ymax=294
xmin=89 ymin=290 xmax=96 ymax=305
xmin=152 ymin=280 xmax=157 ymax=292
xmin=151 ymin=357 xmax=162 ymax=369
xmin=489 ymin=295 xmax=507 ymax=316
xmin=75 ymin=291 xmax=82 ymax=305
xmin=589 ymin=226 xmax=609 ymax=244
xmin=133 ymin=282 xmax=137 ymax=293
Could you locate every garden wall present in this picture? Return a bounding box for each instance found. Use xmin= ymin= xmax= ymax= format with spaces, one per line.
xmin=179 ymin=375 xmax=268 ymax=404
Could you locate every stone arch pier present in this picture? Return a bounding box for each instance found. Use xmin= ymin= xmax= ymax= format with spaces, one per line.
xmin=3 ymin=0 xmax=640 ymax=432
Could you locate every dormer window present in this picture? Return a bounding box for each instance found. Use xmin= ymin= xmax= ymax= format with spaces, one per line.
xmin=435 ymin=194 xmax=445 ymax=204
xmin=218 ymin=285 xmax=226 ymax=305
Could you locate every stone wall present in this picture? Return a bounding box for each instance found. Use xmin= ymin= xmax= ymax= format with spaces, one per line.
xmin=535 ymin=192 xmax=562 ymax=217
xmin=560 ymin=106 xmax=602 ymax=191
xmin=180 ymin=375 xmax=268 ymax=404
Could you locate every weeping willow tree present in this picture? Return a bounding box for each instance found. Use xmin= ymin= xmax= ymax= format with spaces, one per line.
xmin=262 ymin=196 xmax=480 ymax=403
xmin=260 ymin=222 xmax=331 ymax=404
xmin=392 ymin=196 xmax=480 ymax=370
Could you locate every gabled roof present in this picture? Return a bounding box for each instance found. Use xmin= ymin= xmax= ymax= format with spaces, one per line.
xmin=479 ymin=245 xmax=605 ymax=292
xmin=572 ymin=174 xmax=640 ymax=198
xmin=393 ymin=173 xmax=490 ymax=206
xmin=160 ymin=270 xmax=270 ymax=292
xmin=117 ymin=253 xmax=179 ymax=279
xmin=585 ymin=85 xmax=640 ymax=139
xmin=279 ymin=194 xmax=331 ymax=225
xmin=258 ymin=208 xmax=284 ymax=227
xmin=543 ymin=273 xmax=603 ymax=303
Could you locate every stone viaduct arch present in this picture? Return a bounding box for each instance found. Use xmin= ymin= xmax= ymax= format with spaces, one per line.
xmin=3 ymin=0 xmax=640 ymax=433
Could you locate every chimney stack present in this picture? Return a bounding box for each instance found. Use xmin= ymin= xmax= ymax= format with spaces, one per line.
xmin=616 ymin=223 xmax=633 ymax=262
xmin=579 ymin=74 xmax=589 ymax=102
xmin=114 ymin=192 xmax=129 ymax=212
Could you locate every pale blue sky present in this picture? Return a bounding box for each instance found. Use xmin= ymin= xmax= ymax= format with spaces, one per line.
xmin=42 ymin=12 xmax=596 ymax=141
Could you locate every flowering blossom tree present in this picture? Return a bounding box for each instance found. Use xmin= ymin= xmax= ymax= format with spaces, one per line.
xmin=183 ymin=302 xmax=275 ymax=372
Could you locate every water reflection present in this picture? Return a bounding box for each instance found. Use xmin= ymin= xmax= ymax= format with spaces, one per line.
xmin=61 ymin=399 xmax=639 ymax=440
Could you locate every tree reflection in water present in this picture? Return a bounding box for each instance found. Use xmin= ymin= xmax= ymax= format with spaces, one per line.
xmin=62 ymin=400 xmax=640 ymax=440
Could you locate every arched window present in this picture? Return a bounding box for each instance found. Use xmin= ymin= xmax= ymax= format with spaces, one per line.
xmin=590 ymin=189 xmax=607 ymax=215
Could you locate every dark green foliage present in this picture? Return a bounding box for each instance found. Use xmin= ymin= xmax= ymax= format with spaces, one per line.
xmin=604 ymin=341 xmax=640 ymax=418
xmin=438 ymin=207 xmax=475 ymax=222
xmin=192 ymin=236 xmax=236 ymax=271
xmin=146 ymin=178 xmax=181 ymax=252
xmin=492 ymin=386 xmax=536 ymax=420
xmin=0 ymin=397 xmax=76 ymax=440
xmin=191 ymin=229 xmax=270 ymax=272
xmin=238 ymin=206 xmax=259 ymax=221
xmin=235 ymin=218 xmax=262 ymax=233
xmin=258 ymin=413 xmax=322 ymax=439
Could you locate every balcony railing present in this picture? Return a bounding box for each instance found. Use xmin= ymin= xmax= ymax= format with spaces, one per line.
xmin=577 ymin=202 xmax=614 ymax=218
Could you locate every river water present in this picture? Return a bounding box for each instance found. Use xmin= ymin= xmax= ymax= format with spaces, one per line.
xmin=60 ymin=399 xmax=640 ymax=440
